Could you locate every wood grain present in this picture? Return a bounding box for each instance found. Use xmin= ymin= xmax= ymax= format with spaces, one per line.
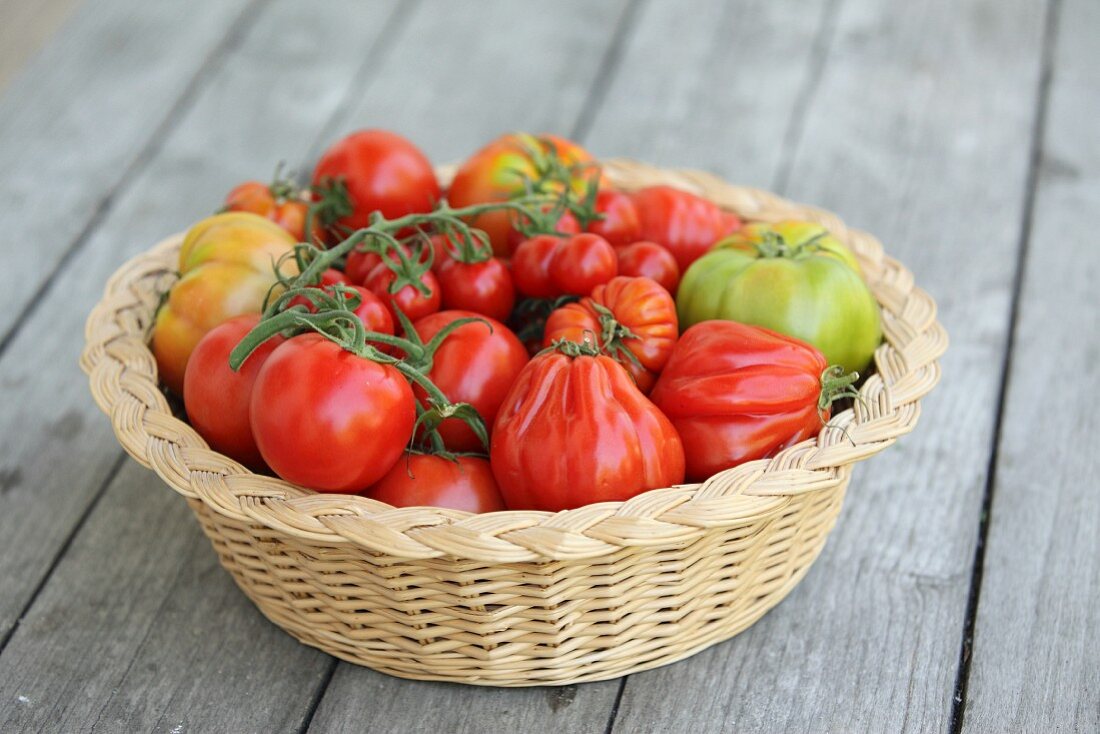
xmin=601 ymin=0 xmax=1048 ymax=730
xmin=0 ymin=0 xmax=81 ymax=91
xmin=963 ymin=0 xmax=1100 ymax=729
xmin=0 ymin=0 xmax=401 ymax=713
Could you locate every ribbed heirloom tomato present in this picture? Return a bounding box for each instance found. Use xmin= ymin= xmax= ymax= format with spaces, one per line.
xmin=650 ymin=320 xmax=859 ymax=482
xmin=491 ymin=344 xmax=685 ymax=511
xmin=249 ymin=334 xmax=417 ymax=493
xmin=369 ymin=455 xmax=506 ymax=513
xmin=183 ymin=314 xmax=283 ymax=470
xmin=543 ymin=276 xmax=678 ymax=393
xmin=632 ymin=185 xmax=741 ymax=270
xmin=411 ymin=311 xmax=528 ymax=452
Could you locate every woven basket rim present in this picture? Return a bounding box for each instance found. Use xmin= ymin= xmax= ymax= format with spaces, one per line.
xmin=81 ymin=159 xmax=947 ymax=562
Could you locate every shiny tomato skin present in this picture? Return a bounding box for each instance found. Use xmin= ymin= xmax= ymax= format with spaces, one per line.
xmin=412 ymin=310 xmax=528 ymax=452
xmin=437 ymin=257 xmax=516 ymax=322
xmin=224 ymin=181 xmax=323 ymax=242
xmin=491 ymin=352 xmax=685 ymax=511
xmin=448 ymin=133 xmax=598 ymax=256
xmin=649 ymin=320 xmax=829 ymax=482
xmin=548 ymin=233 xmax=618 ymax=296
xmin=505 ymin=208 xmax=580 ymax=254
xmin=511 ymin=235 xmax=563 ymax=298
xmin=368 ymin=454 xmax=506 ymax=513
xmin=587 ymin=189 xmax=640 ymax=246
xmin=319 ymin=268 xmax=350 ymax=287
xmin=615 ymin=241 xmax=681 ymax=293
xmin=364 ymin=262 xmax=441 ymax=325
xmin=183 ymin=314 xmax=282 ymax=470
xmin=312 ymin=129 xmax=439 ymax=230
xmin=632 ymin=185 xmax=741 ymax=270
xmin=250 ymin=334 xmax=416 ymax=492
xmin=543 ymin=276 xmax=677 ymax=393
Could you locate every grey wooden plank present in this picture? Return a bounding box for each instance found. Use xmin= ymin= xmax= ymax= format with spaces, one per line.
xmin=0 ymin=0 xmax=81 ymax=91
xmin=0 ymin=462 xmax=330 ymax=733
xmin=308 ymin=2 xmax=642 ymax=729
xmin=0 ymin=0 xmax=403 ymax=722
xmin=964 ymin=0 xmax=1100 ymax=729
xmin=0 ymin=0 xmax=256 ymax=340
xmin=593 ymin=0 xmax=1048 ymax=731
xmin=0 ymin=0 xmax=258 ymax=644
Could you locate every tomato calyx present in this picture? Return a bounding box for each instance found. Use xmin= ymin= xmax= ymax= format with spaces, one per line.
xmin=544 ymin=334 xmax=602 ymax=358
xmin=508 ymin=136 xmax=603 ymax=234
xmin=510 ymin=294 xmax=580 ymax=346
xmin=587 ymin=302 xmax=644 ymax=370
xmin=306 ymin=177 xmax=355 ymax=242
xmin=818 ymin=364 xmax=863 ymax=419
xmin=429 ymin=224 xmax=494 ymax=265
xmin=753 ymin=230 xmax=829 ymax=260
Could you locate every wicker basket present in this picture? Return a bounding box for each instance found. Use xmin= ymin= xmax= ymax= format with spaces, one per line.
xmin=81 ymin=160 xmax=946 ymax=686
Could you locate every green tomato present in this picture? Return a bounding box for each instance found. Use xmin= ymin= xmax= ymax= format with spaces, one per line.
xmin=676 ymin=221 xmax=882 ymax=374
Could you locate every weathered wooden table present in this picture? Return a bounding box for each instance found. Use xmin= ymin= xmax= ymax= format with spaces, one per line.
xmin=0 ymin=0 xmax=1095 ymax=731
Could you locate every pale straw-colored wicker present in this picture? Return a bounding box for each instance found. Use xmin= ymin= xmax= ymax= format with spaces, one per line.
xmin=81 ymin=160 xmax=946 ymax=686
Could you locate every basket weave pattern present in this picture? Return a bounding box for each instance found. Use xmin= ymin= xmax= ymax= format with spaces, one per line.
xmin=81 ymin=161 xmax=946 ymax=685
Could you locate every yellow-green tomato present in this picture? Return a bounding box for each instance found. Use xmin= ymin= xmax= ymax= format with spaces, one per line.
xmin=152 ymin=212 xmax=297 ymax=394
xmin=676 ymin=221 xmax=882 ymax=374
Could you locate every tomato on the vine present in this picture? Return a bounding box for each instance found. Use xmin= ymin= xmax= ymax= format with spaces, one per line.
xmin=223 ymin=179 xmax=326 ymax=243
xmin=287 ymin=284 xmax=395 ymax=350
xmin=505 ymin=208 xmax=580 ymax=253
xmin=615 ymin=241 xmax=680 ymax=293
xmin=319 ymin=268 xmax=350 ymax=287
xmin=368 ymin=454 xmax=506 ymax=513
xmin=491 ymin=344 xmax=685 ymax=511
xmin=543 ymin=276 xmax=677 ymax=393
xmin=312 ymin=129 xmax=439 ymax=231
xmin=632 ymin=185 xmax=741 ymax=270
xmin=586 ymin=189 xmax=640 ymax=246
xmin=183 ymin=314 xmax=283 ymax=470
xmin=411 ymin=311 xmax=528 ymax=452
xmin=448 ymin=132 xmax=600 ymax=256
xmin=437 ymin=257 xmax=515 ymax=322
xmin=364 ymin=258 xmax=441 ymax=325
xmin=548 ymin=233 xmax=618 ymax=296
xmin=250 ymin=334 xmax=417 ymax=492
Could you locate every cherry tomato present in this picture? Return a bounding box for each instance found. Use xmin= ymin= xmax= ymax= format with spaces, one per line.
xmin=615 ymin=241 xmax=681 ymax=293
xmin=587 ymin=189 xmax=640 ymax=246
xmin=368 ymin=454 xmax=506 ymax=513
xmin=548 ymin=233 xmax=618 ymax=295
xmin=491 ymin=349 xmax=685 ymax=511
xmin=412 ymin=310 xmax=528 ymax=452
xmin=511 ymin=235 xmax=563 ymax=298
xmin=183 ymin=315 xmax=283 ymax=470
xmin=505 ymin=208 xmax=580 ymax=254
xmin=319 ymin=268 xmax=350 ymax=287
xmin=312 ymin=129 xmax=440 ymax=230
xmin=344 ymin=243 xmax=412 ymax=285
xmin=543 ymin=276 xmax=678 ymax=393
xmin=650 ymin=321 xmax=842 ymax=482
xmin=250 ymin=334 xmax=416 ymax=492
xmin=437 ymin=257 xmax=515 ymax=322
xmin=287 ymin=284 xmax=395 ymax=352
xmin=364 ymin=261 xmax=441 ymax=325
xmin=223 ymin=180 xmax=325 ymax=243
xmin=632 ymin=185 xmax=742 ymax=270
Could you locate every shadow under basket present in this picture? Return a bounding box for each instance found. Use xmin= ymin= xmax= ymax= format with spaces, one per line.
xmin=81 ymin=159 xmax=946 ymax=686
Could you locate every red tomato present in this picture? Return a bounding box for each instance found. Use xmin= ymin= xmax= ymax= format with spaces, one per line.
xmin=368 ymin=454 xmax=506 ymax=513
xmin=319 ymin=268 xmax=350 ymax=287
xmin=448 ymin=133 xmax=600 ymax=256
xmin=223 ymin=180 xmax=324 ymax=243
xmin=491 ymin=350 xmax=685 ymax=511
xmin=615 ymin=241 xmax=681 ymax=292
xmin=511 ymin=235 xmax=563 ymax=298
xmin=543 ymin=276 xmax=677 ymax=393
xmin=312 ymin=130 xmax=440 ymax=230
xmin=412 ymin=311 xmax=528 ymax=452
xmin=250 ymin=334 xmax=416 ymax=492
xmin=364 ymin=261 xmax=441 ymax=325
xmin=649 ymin=320 xmax=840 ymax=482
xmin=287 ymin=284 xmax=396 ymax=352
xmin=632 ymin=185 xmax=741 ymax=270
xmin=437 ymin=257 xmax=515 ymax=322
xmin=587 ymin=189 xmax=640 ymax=246
xmin=505 ymin=208 xmax=580 ymax=254
xmin=344 ymin=243 xmax=413 ymax=285
xmin=183 ymin=315 xmax=282 ymax=470
xmin=548 ymin=233 xmax=618 ymax=296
